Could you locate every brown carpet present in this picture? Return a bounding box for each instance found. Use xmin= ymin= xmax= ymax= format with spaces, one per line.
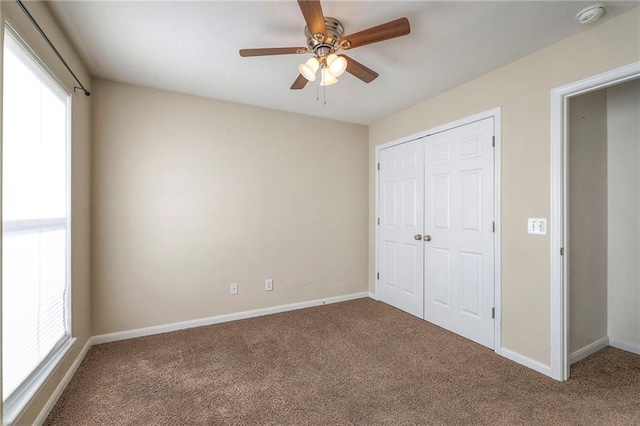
xmin=45 ymin=299 xmax=640 ymax=425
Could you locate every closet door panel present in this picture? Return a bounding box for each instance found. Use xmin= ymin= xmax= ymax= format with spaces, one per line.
xmin=378 ymin=140 xmax=425 ymax=318
xmin=424 ymin=118 xmax=495 ymax=349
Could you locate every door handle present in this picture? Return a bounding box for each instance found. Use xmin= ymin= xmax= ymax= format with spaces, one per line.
xmin=424 ymin=235 xmax=432 ymax=242
xmin=414 ymin=234 xmax=422 ymax=241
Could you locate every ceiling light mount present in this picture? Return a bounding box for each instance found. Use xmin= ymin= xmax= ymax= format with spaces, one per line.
xmin=576 ymin=3 xmax=607 ymax=24
xmin=305 ymin=17 xmax=344 ymax=52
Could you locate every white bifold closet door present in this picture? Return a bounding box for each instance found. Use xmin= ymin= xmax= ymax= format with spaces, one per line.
xmin=423 ymin=118 xmax=495 ymax=349
xmin=378 ymin=139 xmax=425 ymax=318
xmin=378 ymin=117 xmax=495 ymax=349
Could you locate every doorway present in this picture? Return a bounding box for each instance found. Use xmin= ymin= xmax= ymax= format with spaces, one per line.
xmin=550 ymin=61 xmax=640 ymax=381
xmin=376 ymin=109 xmax=501 ymax=350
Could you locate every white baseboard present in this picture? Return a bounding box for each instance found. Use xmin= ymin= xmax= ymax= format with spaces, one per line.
xmin=368 ymin=291 xmax=378 ymax=301
xmin=609 ymin=337 xmax=640 ymax=355
xmin=499 ymin=347 xmax=553 ymax=378
xmin=33 ymin=337 xmax=94 ymax=426
xmin=92 ymin=292 xmax=370 ymax=345
xmin=570 ymin=337 xmax=609 ymax=365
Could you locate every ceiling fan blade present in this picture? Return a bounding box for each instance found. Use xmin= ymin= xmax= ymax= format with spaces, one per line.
xmin=340 ymin=17 xmax=410 ymax=49
xmin=291 ymin=74 xmax=309 ymax=90
xmin=343 ymin=55 xmax=379 ymax=83
xmin=239 ymin=47 xmax=308 ymax=57
xmin=297 ymin=0 xmax=327 ymax=38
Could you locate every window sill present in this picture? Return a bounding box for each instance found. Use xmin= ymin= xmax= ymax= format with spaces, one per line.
xmin=3 ymin=337 xmax=77 ymax=425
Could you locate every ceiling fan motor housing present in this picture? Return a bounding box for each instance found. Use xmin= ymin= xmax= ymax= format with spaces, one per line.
xmin=305 ymin=17 xmax=344 ymax=56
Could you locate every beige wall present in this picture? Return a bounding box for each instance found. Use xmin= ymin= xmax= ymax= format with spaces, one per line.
xmin=607 ymin=79 xmax=640 ymax=348
xmin=0 ymin=1 xmax=92 ymax=424
xmin=369 ymin=8 xmax=640 ymax=365
xmin=568 ymin=90 xmax=608 ymax=356
xmin=91 ymin=79 xmax=368 ymax=335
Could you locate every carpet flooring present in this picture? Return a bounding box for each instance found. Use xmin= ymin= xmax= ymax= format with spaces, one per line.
xmin=45 ymin=298 xmax=640 ymax=425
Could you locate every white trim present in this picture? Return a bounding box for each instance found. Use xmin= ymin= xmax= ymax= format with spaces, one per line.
xmin=374 ymin=146 xmax=381 ymax=304
xmin=374 ymin=107 xmax=503 ymax=353
xmin=550 ymin=77 xmax=566 ymax=381
xmin=550 ymin=61 xmax=640 ymax=381
xmin=31 ymin=338 xmax=94 ymax=426
xmin=4 ymin=338 xmax=76 ymax=425
xmin=500 ymin=348 xmax=553 ymax=378
xmin=609 ymin=338 xmax=640 ymax=356
xmin=570 ymin=337 xmax=609 ymax=364
xmin=493 ymin=108 xmax=503 ymax=356
xmin=368 ymin=291 xmax=378 ymax=301
xmin=92 ymin=292 xmax=370 ymax=344
xmin=375 ymin=108 xmax=502 ymax=151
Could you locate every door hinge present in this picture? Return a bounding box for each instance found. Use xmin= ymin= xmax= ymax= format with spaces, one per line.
xmin=492 ymin=222 xmax=495 ymax=232
xmin=377 ymin=272 xmax=380 ymax=280
xmin=560 ymin=247 xmax=565 ymax=256
xmin=492 ymin=136 xmax=495 ymax=147
xmin=377 ymin=162 xmax=380 ymax=171
xmin=377 ymin=217 xmax=380 ymax=225
xmin=492 ymin=307 xmax=495 ymax=319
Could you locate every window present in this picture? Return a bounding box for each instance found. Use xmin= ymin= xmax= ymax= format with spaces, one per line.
xmin=2 ymin=27 xmax=73 ymax=421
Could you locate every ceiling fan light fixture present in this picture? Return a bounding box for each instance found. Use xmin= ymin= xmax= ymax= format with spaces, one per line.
xmin=326 ymin=54 xmax=347 ymax=77
xmin=239 ymin=1 xmax=411 ymax=92
xmin=320 ymin=67 xmax=338 ymax=86
xmin=299 ymin=57 xmax=320 ymax=81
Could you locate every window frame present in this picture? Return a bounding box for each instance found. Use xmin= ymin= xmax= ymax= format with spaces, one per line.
xmin=2 ymin=22 xmax=75 ymax=424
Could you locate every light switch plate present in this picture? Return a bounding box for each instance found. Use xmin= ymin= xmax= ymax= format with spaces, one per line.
xmin=528 ymin=218 xmax=547 ymax=235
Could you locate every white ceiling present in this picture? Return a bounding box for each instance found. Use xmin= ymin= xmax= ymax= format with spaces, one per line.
xmin=49 ymin=1 xmax=637 ymax=125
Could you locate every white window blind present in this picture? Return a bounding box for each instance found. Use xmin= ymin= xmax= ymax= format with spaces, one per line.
xmin=2 ymin=26 xmax=72 ymax=410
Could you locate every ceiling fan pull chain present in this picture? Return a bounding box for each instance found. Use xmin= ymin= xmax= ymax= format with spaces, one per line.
xmin=323 ymin=82 xmax=327 ymax=105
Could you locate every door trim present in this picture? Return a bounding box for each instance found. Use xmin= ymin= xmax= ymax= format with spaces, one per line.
xmin=374 ymin=107 xmax=502 ymax=353
xmin=550 ymin=61 xmax=640 ymax=381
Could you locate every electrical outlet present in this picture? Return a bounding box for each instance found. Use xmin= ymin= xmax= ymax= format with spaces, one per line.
xmin=527 ymin=218 xmax=547 ymax=235
xmin=230 ymin=283 xmax=238 ymax=295
xmin=265 ymin=279 xmax=273 ymax=291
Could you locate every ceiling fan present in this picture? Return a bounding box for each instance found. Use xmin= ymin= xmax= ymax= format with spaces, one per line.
xmin=239 ymin=0 xmax=410 ymax=89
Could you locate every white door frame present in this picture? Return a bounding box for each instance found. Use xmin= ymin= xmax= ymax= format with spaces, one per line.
xmin=550 ymin=61 xmax=640 ymax=381
xmin=374 ymin=107 xmax=502 ymax=353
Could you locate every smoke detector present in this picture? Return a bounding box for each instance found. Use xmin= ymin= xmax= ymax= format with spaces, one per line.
xmin=576 ymin=3 xmax=607 ymax=24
